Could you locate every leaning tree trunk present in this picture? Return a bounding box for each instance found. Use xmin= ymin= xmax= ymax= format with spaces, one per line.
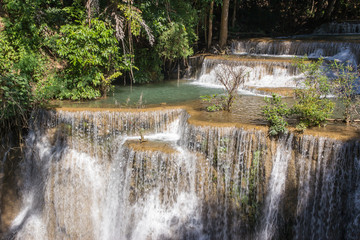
xmin=219 ymin=0 xmax=230 ymax=49
xmin=207 ymin=0 xmax=214 ymax=49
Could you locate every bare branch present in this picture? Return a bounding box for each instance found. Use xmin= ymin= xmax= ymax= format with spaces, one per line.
xmin=214 ymin=64 xmax=248 ymax=111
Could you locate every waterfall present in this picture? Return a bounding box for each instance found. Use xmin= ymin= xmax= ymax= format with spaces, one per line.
xmin=7 ymin=109 xmax=185 ymax=239
xmin=99 ymin=147 xmax=203 ymax=240
xmin=180 ymin=123 xmax=268 ymax=239
xmin=231 ymin=39 xmax=360 ymax=66
xmin=257 ymin=134 xmax=294 ymax=240
xmin=294 ymin=136 xmax=360 ymax=240
xmin=194 ymin=57 xmax=301 ymax=89
xmin=4 ymin=109 xmax=360 ymax=239
xmin=314 ymin=22 xmax=360 ymax=35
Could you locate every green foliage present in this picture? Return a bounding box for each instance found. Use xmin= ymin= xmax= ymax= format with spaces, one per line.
xmin=48 ymin=18 xmax=128 ymax=100
xmin=118 ymin=3 xmax=144 ymax=37
xmin=330 ymin=62 xmax=360 ymax=123
xmin=1 ymin=1 xmax=134 ymax=102
xmin=0 ymin=30 xmax=47 ymax=127
xmin=137 ymin=0 xmax=197 ymax=77
xmin=293 ymin=57 xmax=334 ymax=127
xmin=262 ymin=58 xmax=359 ymax=134
xmin=0 ymin=32 xmax=17 ymax=74
xmin=0 ymin=74 xmax=32 ymax=127
xmin=62 ymin=1 xmax=86 ymax=22
xmin=295 ymin=122 xmax=307 ymax=133
xmin=200 ymin=94 xmax=229 ymax=112
xmin=140 ymin=0 xmax=197 ymax=44
xmin=167 ymin=1 xmax=198 ymax=45
xmin=3 ymin=0 xmax=64 ymax=50
xmin=262 ymin=94 xmax=291 ymax=136
xmin=157 ymin=22 xmax=193 ymax=61
xmin=0 ymin=1 xmax=64 ymax=128
xmin=15 ymin=52 xmax=45 ymax=82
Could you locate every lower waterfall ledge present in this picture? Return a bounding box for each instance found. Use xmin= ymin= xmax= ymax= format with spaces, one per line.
xmin=1 ymin=104 xmax=359 ymax=240
xmin=53 ymin=104 xmax=360 ymax=142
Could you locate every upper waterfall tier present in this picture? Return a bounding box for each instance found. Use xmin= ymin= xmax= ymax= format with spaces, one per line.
xmin=193 ymin=55 xmax=300 ymax=89
xmin=314 ymin=21 xmax=360 ymax=35
xmin=231 ymin=38 xmax=360 ymax=66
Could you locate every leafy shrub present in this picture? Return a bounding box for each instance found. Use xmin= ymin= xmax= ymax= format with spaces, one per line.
xmin=295 ymin=122 xmax=307 ymax=133
xmin=200 ymin=94 xmax=225 ymax=112
xmin=292 ymin=57 xmax=334 ymax=127
xmin=262 ymin=57 xmax=359 ymax=134
xmin=330 ymin=61 xmax=360 ymax=123
xmin=262 ymin=94 xmax=291 ymax=136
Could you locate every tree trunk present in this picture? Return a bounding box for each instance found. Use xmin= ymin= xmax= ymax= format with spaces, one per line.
xmin=86 ymin=0 xmax=91 ymax=27
xmin=177 ymin=61 xmax=180 ymax=80
xmin=219 ymin=0 xmax=230 ymax=49
xmin=207 ymin=0 xmax=214 ymax=49
xmin=204 ymin=13 xmax=207 ymax=46
xmin=226 ymin=95 xmax=234 ymax=112
xmin=231 ymin=0 xmax=237 ymax=28
xmin=168 ymin=60 xmax=172 ymax=80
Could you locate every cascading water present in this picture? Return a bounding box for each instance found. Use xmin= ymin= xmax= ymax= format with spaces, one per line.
xmin=194 ymin=57 xmax=301 ymax=89
xmin=7 ymin=109 xmax=185 ymax=239
xmin=257 ymin=134 xmax=294 ymax=240
xmin=9 ymin=109 xmax=270 ymax=239
xmin=193 ymin=36 xmax=359 ymax=91
xmin=231 ymin=39 xmax=360 ymax=66
xmin=180 ymin=122 xmax=268 ymax=239
xmin=314 ymin=22 xmax=360 ymax=35
xmin=100 ymin=146 xmax=203 ymax=240
xmin=4 ymin=108 xmax=360 ymax=240
xmin=294 ymin=136 xmax=360 ymax=240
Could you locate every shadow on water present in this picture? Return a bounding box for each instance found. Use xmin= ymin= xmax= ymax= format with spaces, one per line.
xmin=0 ymin=132 xmax=23 ymax=239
